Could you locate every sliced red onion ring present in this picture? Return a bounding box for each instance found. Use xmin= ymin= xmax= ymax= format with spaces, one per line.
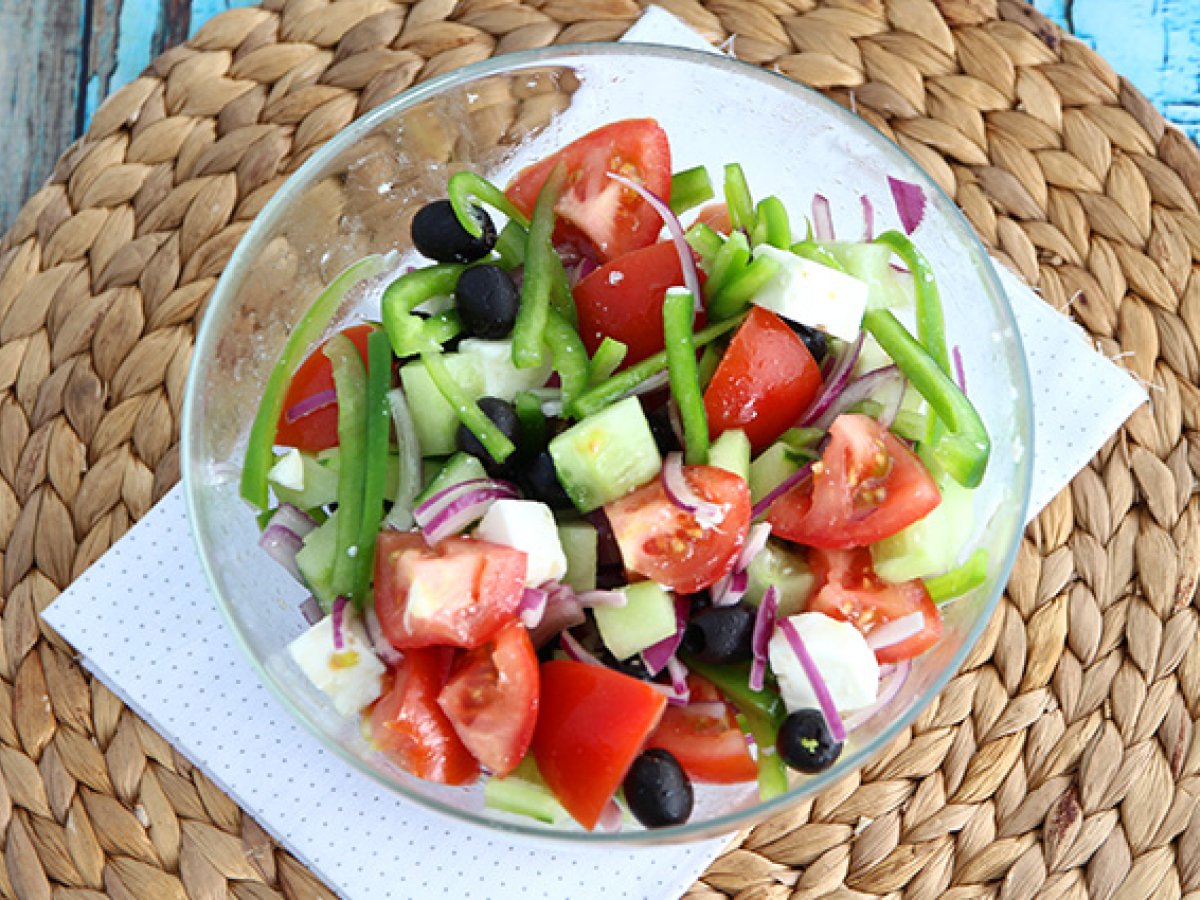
xmin=735 ymin=522 xmax=772 ymax=572
xmin=866 ymin=611 xmax=925 ymax=652
xmin=259 ymin=524 xmax=304 ymax=582
xmin=559 ymin=630 xmax=603 ymax=667
xmin=572 ymin=258 xmax=599 ymax=285
xmin=844 ymin=659 xmax=911 ymax=732
xmin=529 ymin=584 xmax=587 ymax=649
xmin=518 ymin=587 xmax=549 ymax=629
xmin=413 ymin=477 xmax=518 ymax=525
xmin=419 ymin=486 xmax=519 ymax=545
xmin=750 ymin=461 xmax=815 ymax=520
xmin=952 ymin=345 xmax=967 ymax=394
xmin=641 ymin=596 xmax=690 ymax=676
xmin=364 ymin=602 xmax=403 ymax=666
xmin=777 ymin=617 xmax=846 ymax=743
xmin=661 ymin=452 xmax=727 ymax=529
xmin=270 ymin=503 xmax=318 ymax=539
xmin=576 ymin=590 xmax=627 ymax=608
xmin=283 ymin=387 xmax=337 ymax=424
xmin=811 ymin=365 xmax=904 ymax=431
xmin=799 ymin=330 xmax=866 ymax=427
xmin=596 ymin=798 xmax=623 ymax=833
xmin=749 ymin=585 xmax=779 ymax=691
xmin=299 ymin=596 xmax=324 ymax=626
xmin=860 ymin=194 xmax=875 ymax=241
xmin=627 ymin=369 xmax=671 ymax=399
xmin=887 ymin=176 xmax=927 ymax=234
xmin=331 ymin=596 xmax=348 ymax=651
xmin=711 ymin=568 xmax=749 ymax=607
xmin=648 ymin=656 xmax=691 ymax=706
xmin=667 ymin=398 xmax=685 ymax=447
xmin=812 ymin=193 xmax=835 ymax=241
xmin=607 ymin=172 xmax=703 ymax=313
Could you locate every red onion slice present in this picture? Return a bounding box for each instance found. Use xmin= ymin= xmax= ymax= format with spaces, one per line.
xmin=518 ymin=587 xmax=549 ymax=629
xmin=283 ymin=388 xmax=337 ymax=424
xmin=844 ymin=659 xmax=911 ymax=732
xmin=269 ymin=503 xmax=318 ymax=539
xmin=735 ymin=522 xmax=772 ymax=572
xmin=887 ymin=176 xmax=927 ymax=234
xmin=364 ymin=602 xmax=403 ymax=666
xmin=661 ymin=452 xmax=727 ymax=529
xmin=810 ymin=364 xmax=904 ymax=431
xmin=299 ymin=596 xmax=324 ymax=626
xmin=777 ymin=617 xmax=846 ymax=743
xmin=799 ymin=330 xmax=866 ymax=427
xmin=331 ymin=596 xmax=348 ymax=651
xmin=419 ymin=487 xmax=518 ymax=545
xmin=627 ymin=369 xmax=671 ymax=398
xmin=641 ymin=596 xmax=690 ymax=676
xmin=529 ymin=584 xmax=587 ymax=649
xmin=596 ymin=798 xmax=623 ymax=833
xmin=576 ymin=590 xmax=627 ymax=608
xmin=607 ymin=172 xmax=704 ymax=313
xmin=559 ymin=630 xmax=604 ymax=667
xmin=649 ymin=656 xmax=692 ymax=706
xmin=952 ymin=345 xmax=967 ymax=394
xmin=711 ymin=568 xmax=749 ymax=607
xmin=413 ymin=477 xmax=517 ymax=525
xmin=259 ymin=524 xmax=305 ymax=582
xmin=860 ymin=194 xmax=875 ymax=241
xmin=750 ymin=461 xmax=815 ymax=520
xmin=749 ymin=585 xmax=779 ymax=691
xmin=812 ymin=193 xmax=835 ymax=241
xmin=866 ymin=611 xmax=925 ymax=652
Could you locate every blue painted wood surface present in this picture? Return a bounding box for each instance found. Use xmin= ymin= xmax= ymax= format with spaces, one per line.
xmin=1 ymin=0 xmax=1198 ymax=232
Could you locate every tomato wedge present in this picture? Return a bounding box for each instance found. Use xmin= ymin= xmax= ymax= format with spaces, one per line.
xmin=374 ymin=532 xmax=527 ymax=650
xmin=605 ymin=464 xmax=751 ymax=594
xmin=505 ymin=119 xmax=671 ymax=262
xmin=646 ymin=676 xmax=756 ymax=783
xmin=275 ymin=323 xmax=374 ymax=451
xmin=807 ymin=546 xmax=943 ymax=663
xmin=768 ymin=414 xmax=941 ymax=548
xmin=532 ymin=660 xmax=667 ymax=829
xmin=369 ymin=648 xmax=480 ymax=785
xmin=438 ymin=621 xmax=539 ymax=778
xmin=703 ymin=306 xmax=822 ymax=454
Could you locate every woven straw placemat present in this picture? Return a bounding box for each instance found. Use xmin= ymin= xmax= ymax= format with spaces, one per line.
xmin=1 ymin=0 xmax=1198 ymax=896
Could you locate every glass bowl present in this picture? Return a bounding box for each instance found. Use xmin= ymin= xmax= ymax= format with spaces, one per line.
xmin=182 ymin=43 xmax=1033 ymax=844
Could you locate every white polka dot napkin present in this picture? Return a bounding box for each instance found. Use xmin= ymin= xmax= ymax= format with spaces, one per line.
xmin=43 ymin=9 xmax=1146 ymax=900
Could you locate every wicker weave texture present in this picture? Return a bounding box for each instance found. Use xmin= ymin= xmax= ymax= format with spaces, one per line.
xmin=1 ymin=0 xmax=1199 ymax=897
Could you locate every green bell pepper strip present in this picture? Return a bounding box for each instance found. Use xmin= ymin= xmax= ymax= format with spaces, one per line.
xmin=925 ymin=548 xmax=990 ymax=604
xmin=875 ymin=230 xmax=950 ymax=374
xmin=512 ymin=164 xmax=567 ymax=369
xmin=543 ymin=307 xmax=590 ymax=418
xmin=685 ymin=222 xmax=724 ymax=264
xmin=723 ymin=163 xmax=756 ymax=233
xmin=447 ymin=171 xmax=529 ymax=238
xmin=704 ymin=230 xmax=750 ymax=303
xmin=240 ymin=254 xmax=393 ymax=510
xmin=588 ymin=337 xmax=628 ymax=385
xmin=708 ymin=254 xmax=780 ymax=321
xmin=352 ymin=329 xmax=394 ymax=607
xmin=753 ymin=196 xmax=791 ymax=249
xmin=572 ymin=314 xmax=747 ymax=420
xmin=381 ymin=264 xmax=465 ymax=357
xmin=663 ymin=289 xmax=710 ymax=465
xmin=684 ymin=657 xmax=789 ymax=801
xmin=861 ymin=308 xmax=990 ymax=488
xmin=790 ymin=240 xmax=845 ymax=271
xmin=324 ymin=333 xmax=369 ymax=600
xmin=669 ymin=165 xmax=715 ymax=215
xmin=514 ymin=391 xmax=547 ymax=451
xmin=420 ymin=351 xmax=516 ymax=463
xmin=495 ymin=220 xmax=528 ymax=269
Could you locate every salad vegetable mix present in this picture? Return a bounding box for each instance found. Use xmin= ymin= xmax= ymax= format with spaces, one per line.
xmin=243 ymin=119 xmax=992 ymax=831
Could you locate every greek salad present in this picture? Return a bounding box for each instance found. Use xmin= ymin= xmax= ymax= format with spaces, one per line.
xmin=241 ymin=119 xmax=992 ymax=831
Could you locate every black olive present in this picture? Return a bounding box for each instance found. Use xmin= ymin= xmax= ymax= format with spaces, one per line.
xmin=598 ymin=648 xmax=654 ymax=681
xmin=411 ymin=199 xmax=496 ymax=263
xmin=520 ymin=451 xmax=574 ymax=510
xmin=681 ymin=603 xmax=754 ymax=665
xmin=644 ymin=403 xmax=682 ymax=455
xmin=454 ymin=264 xmax=520 ymax=339
xmin=776 ymin=708 xmax=843 ymax=773
xmin=787 ymin=322 xmax=828 ymax=364
xmin=622 ymin=748 xmax=694 ymax=828
xmin=456 ymin=397 xmax=521 ymax=473
xmin=536 ymin=634 xmax=560 ymax=664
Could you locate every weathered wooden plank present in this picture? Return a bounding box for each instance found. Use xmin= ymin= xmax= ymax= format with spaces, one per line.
xmin=0 ymin=0 xmax=87 ymax=231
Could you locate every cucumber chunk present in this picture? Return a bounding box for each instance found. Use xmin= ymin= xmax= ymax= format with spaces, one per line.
xmin=547 ymin=396 xmax=662 ymax=513
xmin=746 ymin=540 xmax=814 ymax=616
xmin=399 ymin=353 xmax=485 ymax=456
xmin=295 ymin=510 xmax=340 ymax=607
xmin=595 ymin=581 xmax=677 ymax=661
xmin=871 ymin=475 xmax=976 ymax=582
xmin=414 ymin=452 xmax=488 ymax=506
xmin=825 ymin=241 xmax=910 ymax=311
xmin=709 ymin=428 xmax=751 ymax=481
xmin=269 ymin=449 xmax=340 ymax=510
xmin=557 ymin=522 xmax=598 ymax=593
xmin=749 ymin=442 xmax=800 ymax=505
xmin=484 ymin=757 xmax=568 ymax=824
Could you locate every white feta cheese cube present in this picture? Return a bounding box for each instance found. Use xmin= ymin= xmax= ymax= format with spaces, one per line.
xmin=474 ymin=498 xmax=567 ymax=587
xmin=750 ymin=244 xmax=869 ymax=342
xmin=768 ymin=612 xmax=879 ymax=713
xmin=287 ymin=612 xmax=386 ymax=717
xmin=457 ymin=339 xmax=553 ymax=402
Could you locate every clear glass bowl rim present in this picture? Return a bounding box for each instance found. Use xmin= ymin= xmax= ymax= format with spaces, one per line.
xmin=182 ymin=41 xmax=1035 ymax=845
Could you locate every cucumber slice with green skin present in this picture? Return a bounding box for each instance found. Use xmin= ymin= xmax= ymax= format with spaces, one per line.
xmin=594 ymin=580 xmax=677 ymax=661
xmin=708 ymin=428 xmax=751 ymax=482
xmin=318 ymin=448 xmax=402 ymax=508
xmin=749 ymin=442 xmax=800 ymax=505
xmin=746 ymin=540 xmax=814 ymax=617
xmin=399 ymin=353 xmax=485 ymax=456
xmin=557 ymin=522 xmax=598 ymax=593
xmin=871 ymin=474 xmax=975 ymax=582
xmin=547 ymin=396 xmax=662 ymax=513
xmin=269 ymin=449 xmax=341 ymax=510
xmin=483 ymin=756 xmax=568 ymax=824
xmin=295 ymin=510 xmax=340 ymax=608
xmin=413 ymin=452 xmax=488 ymax=506
xmin=824 ymin=242 xmax=910 ymax=311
